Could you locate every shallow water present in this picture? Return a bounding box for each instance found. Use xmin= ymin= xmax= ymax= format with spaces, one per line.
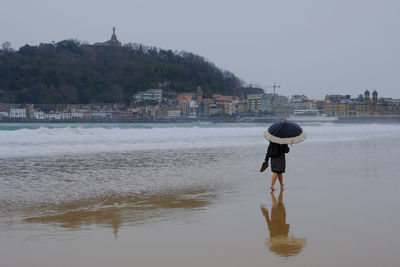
xmin=0 ymin=122 xmax=399 ymax=267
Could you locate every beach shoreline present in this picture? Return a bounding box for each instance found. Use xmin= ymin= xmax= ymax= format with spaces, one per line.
xmin=1 ymin=115 xmax=400 ymax=124
xmin=1 ymin=122 xmax=400 ymax=267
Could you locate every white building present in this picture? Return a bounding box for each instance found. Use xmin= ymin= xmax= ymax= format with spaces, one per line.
xmin=33 ymin=111 xmax=45 ymax=120
xmin=127 ymin=107 xmax=144 ymax=118
xmin=92 ymin=111 xmax=112 ymax=119
xmin=71 ymin=111 xmax=84 ymax=119
xmin=9 ymin=108 xmax=27 ymax=118
xmin=0 ymin=111 xmax=8 ymax=117
xmin=60 ymin=112 xmax=71 ymax=120
xmin=44 ymin=112 xmax=61 ymax=120
xmin=290 ymin=95 xmax=309 ymax=103
xmin=261 ymin=95 xmax=273 ymax=112
xmin=167 ymin=110 xmax=181 ymax=118
xmin=189 ymin=101 xmax=198 ymax=118
xmin=133 ymin=89 xmax=163 ymax=103
xmin=146 ymin=105 xmax=160 ymax=118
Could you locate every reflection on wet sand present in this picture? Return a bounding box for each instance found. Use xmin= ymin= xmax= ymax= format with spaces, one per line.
xmin=261 ymin=190 xmax=306 ymax=257
xmin=23 ymin=187 xmax=215 ymax=237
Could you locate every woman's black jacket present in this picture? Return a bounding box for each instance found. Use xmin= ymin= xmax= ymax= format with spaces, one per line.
xmin=265 ymin=142 xmax=289 ymax=161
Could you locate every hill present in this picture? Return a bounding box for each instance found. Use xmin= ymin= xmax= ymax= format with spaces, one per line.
xmin=0 ymin=40 xmax=246 ymax=104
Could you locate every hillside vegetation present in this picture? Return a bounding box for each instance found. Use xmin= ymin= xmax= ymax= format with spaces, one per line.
xmin=0 ymin=40 xmax=246 ymax=104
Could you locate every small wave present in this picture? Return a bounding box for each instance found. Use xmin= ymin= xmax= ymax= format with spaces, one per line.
xmin=0 ymin=123 xmax=399 ymax=158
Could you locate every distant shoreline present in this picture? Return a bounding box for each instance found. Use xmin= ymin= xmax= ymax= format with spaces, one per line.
xmin=1 ymin=116 xmax=400 ymax=124
xmin=0 ymin=117 xmax=239 ymax=124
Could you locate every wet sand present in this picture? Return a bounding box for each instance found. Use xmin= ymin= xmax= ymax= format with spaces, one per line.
xmin=1 ymin=123 xmax=400 ymax=267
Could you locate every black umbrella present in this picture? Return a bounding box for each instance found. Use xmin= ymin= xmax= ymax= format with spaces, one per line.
xmin=264 ymin=120 xmax=307 ymax=144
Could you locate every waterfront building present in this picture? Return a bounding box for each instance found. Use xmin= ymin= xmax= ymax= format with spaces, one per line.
xmin=127 ymin=107 xmax=145 ymax=118
xmin=275 ymin=104 xmax=292 ymax=118
xmin=0 ymin=107 xmax=8 ymax=117
xmin=112 ymin=111 xmax=133 ymax=119
xmin=91 ymin=111 xmax=104 ymax=119
xmin=60 ymin=111 xmax=71 ymax=120
xmin=267 ymin=93 xmax=289 ymax=107
xmin=392 ymin=99 xmax=400 ymax=106
xmin=235 ymin=100 xmax=248 ymax=114
xmin=198 ymin=102 xmax=208 ymax=117
xmin=307 ymin=100 xmax=325 ymax=111
xmin=214 ymin=95 xmax=235 ymax=103
xmin=372 ymin=102 xmax=396 ymax=115
xmin=9 ymin=108 xmax=27 ymax=118
xmin=324 ymin=102 xmax=348 ymax=116
xmin=324 ymin=90 xmax=397 ymax=116
xmin=325 ymin=94 xmax=351 ymax=102
xmin=33 ymin=111 xmax=45 ymax=120
xmin=146 ymin=105 xmax=160 ymax=119
xmin=290 ymin=95 xmax=309 ymax=110
xmin=247 ymin=93 xmax=288 ymax=113
xmin=247 ymin=94 xmax=263 ymax=113
xmin=176 ymin=92 xmax=198 ymax=116
xmin=208 ymin=104 xmax=222 ymax=116
xmin=293 ymin=109 xmax=322 ymax=116
xmin=178 ymin=101 xmax=190 ymax=115
xmin=188 ymin=101 xmax=199 ymax=118
xmin=44 ymin=112 xmax=61 ymax=120
xmin=260 ymin=95 xmax=273 ymax=112
xmin=133 ymin=89 xmax=163 ymax=103
xmin=92 ymin=111 xmax=110 ymax=119
xmin=291 ymin=94 xmax=309 ymax=103
xmin=198 ymin=99 xmax=214 ymax=117
xmin=222 ymin=102 xmax=235 ymax=115
xmin=290 ymin=95 xmax=326 ymax=116
xmin=214 ymin=95 xmax=238 ymax=116
xmin=177 ymin=93 xmax=195 ymax=102
xmin=83 ymin=111 xmax=92 ymax=120
xmin=167 ymin=109 xmax=181 ymax=118
xmin=71 ymin=111 xmax=84 ymax=119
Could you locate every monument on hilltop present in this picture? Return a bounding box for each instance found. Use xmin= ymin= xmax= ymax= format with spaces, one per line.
xmin=94 ymin=27 xmax=122 ymax=47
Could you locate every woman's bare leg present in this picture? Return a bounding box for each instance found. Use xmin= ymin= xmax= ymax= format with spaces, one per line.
xmin=270 ymin=172 xmax=278 ymax=191
xmin=278 ymin=190 xmax=283 ymax=204
xmin=270 ymin=191 xmax=278 ymax=206
xmin=277 ymin=173 xmax=284 ymax=189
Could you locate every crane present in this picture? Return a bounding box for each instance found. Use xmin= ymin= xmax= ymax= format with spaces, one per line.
xmin=265 ymin=82 xmax=280 ymax=111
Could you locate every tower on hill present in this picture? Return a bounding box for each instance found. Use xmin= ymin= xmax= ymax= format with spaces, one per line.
xmin=94 ymin=27 xmax=122 ymax=47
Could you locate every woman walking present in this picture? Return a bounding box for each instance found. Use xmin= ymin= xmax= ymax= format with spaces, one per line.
xmin=263 ymin=142 xmax=289 ymax=191
xmin=262 ymin=120 xmax=306 ymax=191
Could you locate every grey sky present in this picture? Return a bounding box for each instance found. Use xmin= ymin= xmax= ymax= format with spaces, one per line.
xmin=1 ymin=0 xmax=399 ymax=99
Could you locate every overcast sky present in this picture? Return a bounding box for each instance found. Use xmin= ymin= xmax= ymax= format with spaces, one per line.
xmin=1 ymin=0 xmax=399 ymax=99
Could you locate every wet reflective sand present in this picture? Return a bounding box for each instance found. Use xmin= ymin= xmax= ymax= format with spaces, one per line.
xmin=1 ymin=123 xmax=400 ymax=267
xmin=23 ymin=188 xmax=215 ymax=238
xmin=261 ymin=191 xmax=306 ymax=257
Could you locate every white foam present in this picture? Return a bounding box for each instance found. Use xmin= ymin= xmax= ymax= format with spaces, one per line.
xmin=0 ymin=123 xmax=399 ymax=158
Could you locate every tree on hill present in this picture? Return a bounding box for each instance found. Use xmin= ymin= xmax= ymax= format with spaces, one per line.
xmin=0 ymin=40 xmax=246 ymax=104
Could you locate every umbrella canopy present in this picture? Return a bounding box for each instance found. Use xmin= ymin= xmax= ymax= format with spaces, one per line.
xmin=266 ymin=236 xmax=307 ymax=257
xmin=264 ymin=121 xmax=307 ymax=144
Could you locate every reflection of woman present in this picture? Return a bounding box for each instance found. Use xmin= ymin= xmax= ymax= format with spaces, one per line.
xmin=264 ymin=142 xmax=289 ymax=191
xmin=261 ymin=190 xmax=306 ymax=257
xmin=261 ymin=190 xmax=289 ymax=238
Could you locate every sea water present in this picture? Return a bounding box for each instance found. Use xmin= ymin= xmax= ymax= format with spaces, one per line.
xmin=0 ymin=122 xmax=400 ymax=267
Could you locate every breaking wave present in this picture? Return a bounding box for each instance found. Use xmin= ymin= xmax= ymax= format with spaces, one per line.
xmin=0 ymin=122 xmax=399 ymax=158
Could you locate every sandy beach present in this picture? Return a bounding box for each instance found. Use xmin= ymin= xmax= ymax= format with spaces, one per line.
xmin=1 ymin=122 xmax=399 ymax=267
